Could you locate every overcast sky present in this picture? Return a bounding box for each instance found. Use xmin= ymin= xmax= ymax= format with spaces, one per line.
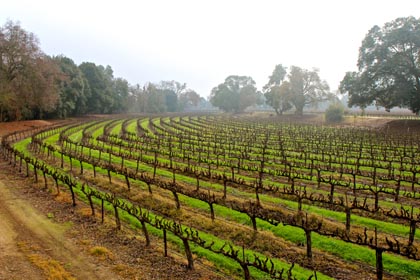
xmin=1 ymin=0 xmax=419 ymax=97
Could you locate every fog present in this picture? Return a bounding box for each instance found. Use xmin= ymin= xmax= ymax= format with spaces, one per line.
xmin=2 ymin=0 xmax=419 ymax=96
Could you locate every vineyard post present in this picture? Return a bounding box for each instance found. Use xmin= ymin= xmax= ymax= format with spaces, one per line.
xmin=248 ymin=203 xmax=258 ymax=232
xmin=372 ymin=166 xmax=377 ymax=186
xmin=309 ymin=158 xmax=314 ymax=177
xmin=63 ymin=179 xmax=77 ymax=207
xmin=172 ymin=168 xmax=176 ymax=184
xmin=345 ymin=193 xmax=351 ymax=234
xmin=69 ymin=155 xmax=73 ymax=172
xmin=107 ymin=169 xmax=112 ymax=183
xmin=101 ymin=199 xmax=105 ymax=223
xmin=125 ymin=172 xmax=131 ymax=191
xmin=153 ymin=151 xmax=157 ymax=179
xmin=25 ymin=159 xmax=29 ymax=177
xmin=42 ymin=167 xmax=48 ymax=189
xmin=375 ymin=228 xmax=383 ymax=280
xmin=239 ymin=247 xmax=251 ymax=280
xmin=18 ymin=156 xmax=23 ymax=173
xmin=194 ymin=167 xmax=200 ymax=191
xmin=173 ymin=190 xmax=181 ymax=209
xmin=186 ymin=154 xmax=191 ymax=169
xmin=88 ymin=194 xmax=95 ymax=216
xmin=33 ymin=161 xmax=38 ymax=182
xmin=231 ymin=165 xmax=235 ymax=181
xmin=163 ymin=228 xmax=168 ymax=257
xmin=394 ymin=177 xmax=401 ymax=201
xmin=296 ymin=187 xmax=306 ymax=212
xmin=136 ymin=157 xmax=140 ymax=174
xmin=316 ymin=168 xmax=321 ymax=188
xmin=237 ymin=158 xmax=241 ymax=175
xmin=53 ymin=174 xmax=60 ymax=195
xmin=371 ymin=185 xmax=381 ymax=212
xmin=329 ymin=178 xmax=335 ymax=205
xmin=182 ymin=238 xmax=194 ymax=270
xmin=408 ymin=206 xmax=416 ymax=246
xmin=255 ymin=181 xmax=260 ymax=206
xmin=93 ymin=162 xmax=97 ymax=177
xmin=169 ymin=136 xmax=173 ymax=169
xmin=113 ymin=203 xmax=121 ymax=230
xmin=305 ymin=229 xmax=312 ymax=261
xmin=207 ymin=162 xmax=211 ymax=177
xmin=411 ymin=165 xmax=418 ymax=192
xmin=351 ymin=169 xmax=357 ymax=194
xmin=222 ymin=174 xmax=228 ymax=200
xmin=139 ymin=217 xmax=150 ymax=246
xmin=79 ymin=159 xmax=83 ymax=174
xmin=146 ymin=181 xmax=153 ymax=195
xmin=303 ymin=213 xmax=313 ymax=263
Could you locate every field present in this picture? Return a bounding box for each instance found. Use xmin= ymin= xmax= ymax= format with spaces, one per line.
xmin=1 ymin=113 xmax=420 ymax=280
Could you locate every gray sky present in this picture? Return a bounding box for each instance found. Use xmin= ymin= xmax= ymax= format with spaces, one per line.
xmin=1 ymin=0 xmax=419 ymax=97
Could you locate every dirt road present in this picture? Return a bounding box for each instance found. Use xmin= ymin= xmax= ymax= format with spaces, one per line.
xmin=0 ymin=160 xmax=122 ymax=280
xmin=0 ymin=120 xmax=224 ymax=280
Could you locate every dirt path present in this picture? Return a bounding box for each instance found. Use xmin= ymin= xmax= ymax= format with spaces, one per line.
xmin=0 ymin=161 xmax=122 ymax=280
xmin=0 ymin=161 xmax=224 ymax=280
xmin=0 ymin=181 xmax=45 ymax=279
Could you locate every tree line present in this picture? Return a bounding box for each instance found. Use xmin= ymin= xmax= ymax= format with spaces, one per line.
xmin=211 ymin=16 xmax=420 ymax=115
xmin=2 ymin=16 xmax=420 ymax=120
xmin=0 ymin=20 xmax=202 ymax=121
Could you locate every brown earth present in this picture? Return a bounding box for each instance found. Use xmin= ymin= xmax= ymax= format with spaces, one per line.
xmin=0 ymin=116 xmax=419 ymax=280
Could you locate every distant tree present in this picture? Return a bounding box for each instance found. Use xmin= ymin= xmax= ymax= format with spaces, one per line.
xmin=79 ymin=63 xmax=118 ymax=114
xmin=157 ymin=81 xmax=182 ymax=112
xmin=112 ymin=77 xmax=130 ymax=113
xmin=179 ymin=89 xmax=201 ymax=111
xmin=157 ymin=80 xmax=201 ymax=112
xmin=30 ymin=56 xmax=62 ymax=119
xmin=144 ymin=83 xmax=167 ymax=113
xmin=163 ymin=89 xmax=178 ymax=112
xmin=210 ymin=75 xmax=258 ymax=113
xmin=158 ymin=80 xmax=186 ymax=96
xmin=263 ymin=64 xmax=292 ymax=115
xmin=0 ymin=20 xmax=60 ymax=120
xmin=339 ymin=16 xmax=420 ymax=114
xmin=288 ymin=66 xmax=331 ymax=115
xmin=266 ymin=83 xmax=293 ymax=115
xmin=266 ymin=64 xmax=287 ymax=87
xmin=126 ymin=84 xmax=141 ymax=113
xmin=264 ymin=64 xmax=331 ymax=115
xmin=51 ymin=56 xmax=89 ymax=118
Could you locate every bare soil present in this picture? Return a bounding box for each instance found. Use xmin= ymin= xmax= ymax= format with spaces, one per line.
xmin=0 ymin=161 xmax=123 ymax=280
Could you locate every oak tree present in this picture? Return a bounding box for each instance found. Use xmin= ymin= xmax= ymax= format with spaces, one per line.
xmin=263 ymin=64 xmax=292 ymax=115
xmin=0 ymin=20 xmax=60 ymax=120
xmin=210 ymin=75 xmax=258 ymax=113
xmin=340 ymin=16 xmax=420 ymax=113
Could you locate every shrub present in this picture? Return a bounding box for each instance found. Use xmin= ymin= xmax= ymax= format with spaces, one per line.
xmin=89 ymin=246 xmax=113 ymax=260
xmin=325 ymin=103 xmax=345 ymax=123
